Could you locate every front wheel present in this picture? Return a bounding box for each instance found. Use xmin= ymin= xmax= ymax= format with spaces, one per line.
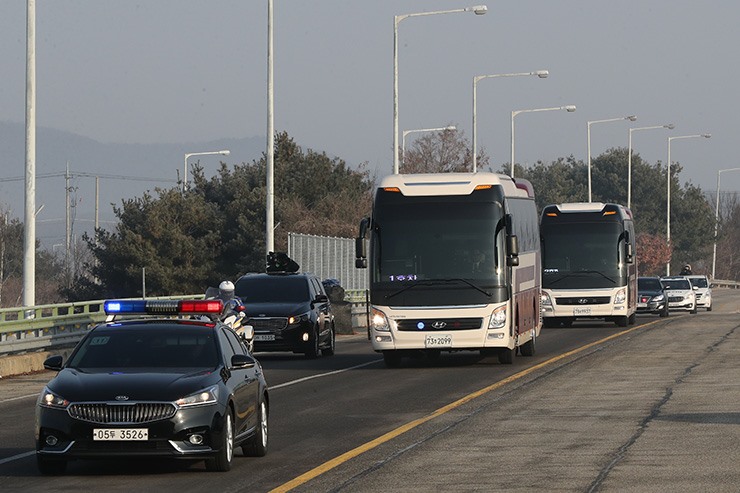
xmin=519 ymin=331 xmax=536 ymax=357
xmin=304 ymin=328 xmax=320 ymax=359
xmin=206 ymin=410 xmax=234 ymax=472
xmin=615 ymin=316 xmax=628 ymax=327
xmin=707 ymin=306 xmax=712 ymax=312
xmin=242 ymin=398 xmax=268 ymax=457
xmin=498 ymin=347 xmax=514 ymax=365
xmin=322 ymin=325 xmax=336 ymax=357
xmin=690 ymin=305 xmax=697 ymax=314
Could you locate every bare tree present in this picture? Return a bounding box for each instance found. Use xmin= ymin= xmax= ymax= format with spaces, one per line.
xmin=400 ymin=128 xmax=490 ymax=174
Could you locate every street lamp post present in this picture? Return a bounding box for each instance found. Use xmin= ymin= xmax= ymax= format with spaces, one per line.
xmin=394 ymin=4 xmax=487 ymax=175
xmin=510 ymin=105 xmax=576 ymax=179
xmin=183 ymin=150 xmax=230 ymax=192
xmin=472 ymin=70 xmax=548 ymax=172
xmin=666 ymin=134 xmax=711 ymax=275
xmin=402 ymin=125 xmax=456 ymax=165
xmin=711 ymin=167 xmax=740 ymax=279
xmin=587 ymin=115 xmax=637 ymax=202
xmin=627 ymin=123 xmax=674 ymax=208
xmin=23 ymin=0 xmax=37 ymax=308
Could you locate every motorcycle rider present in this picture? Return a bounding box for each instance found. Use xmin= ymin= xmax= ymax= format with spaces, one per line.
xmin=680 ymin=264 xmax=693 ymax=276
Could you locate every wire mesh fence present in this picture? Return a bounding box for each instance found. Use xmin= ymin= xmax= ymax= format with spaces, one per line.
xmin=288 ymin=233 xmax=368 ymax=291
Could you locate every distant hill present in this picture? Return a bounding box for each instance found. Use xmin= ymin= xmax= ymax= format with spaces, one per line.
xmin=0 ymin=121 xmax=264 ymax=248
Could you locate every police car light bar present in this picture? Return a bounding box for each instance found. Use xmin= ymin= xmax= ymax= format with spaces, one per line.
xmin=104 ymin=299 xmax=223 ymax=315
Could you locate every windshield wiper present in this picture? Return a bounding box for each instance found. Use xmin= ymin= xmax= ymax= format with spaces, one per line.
xmin=439 ymin=278 xmax=493 ymax=297
xmin=549 ymin=270 xmax=616 ymax=285
xmin=384 ymin=278 xmax=493 ymax=299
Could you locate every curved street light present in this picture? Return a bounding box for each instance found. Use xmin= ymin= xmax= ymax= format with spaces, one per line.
xmin=666 ymin=134 xmax=711 ymax=275
xmin=393 ymin=5 xmax=487 ymax=174
xmin=183 ymin=150 xmax=230 ymax=192
xmin=587 ymin=115 xmax=637 ymax=202
xmin=627 ymin=123 xmax=674 ymax=208
xmin=510 ymin=105 xmax=576 ymax=179
xmin=402 ymin=125 xmax=457 ymax=166
xmin=472 ymin=70 xmax=548 ymax=172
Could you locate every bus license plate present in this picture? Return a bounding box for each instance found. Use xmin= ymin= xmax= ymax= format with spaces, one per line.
xmin=425 ymin=334 xmax=452 ymax=348
xmin=93 ymin=428 xmax=148 ymax=441
xmin=573 ymin=307 xmax=591 ymax=316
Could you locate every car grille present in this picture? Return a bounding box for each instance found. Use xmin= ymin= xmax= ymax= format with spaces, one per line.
xmin=68 ymin=402 xmax=177 ymax=424
xmin=668 ymin=296 xmax=684 ymax=303
xmin=249 ymin=317 xmax=288 ymax=332
xmin=396 ymin=318 xmax=483 ymax=331
xmin=555 ymin=296 xmax=611 ymax=305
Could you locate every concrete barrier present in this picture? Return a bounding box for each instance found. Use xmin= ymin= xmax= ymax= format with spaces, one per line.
xmin=0 ymin=347 xmax=74 ymax=379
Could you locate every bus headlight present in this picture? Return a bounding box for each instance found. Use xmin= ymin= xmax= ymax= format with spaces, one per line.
xmin=540 ymin=292 xmax=552 ymax=307
xmin=370 ymin=308 xmax=390 ymax=332
xmin=614 ymin=288 xmax=626 ymax=304
xmin=489 ymin=305 xmax=507 ymax=329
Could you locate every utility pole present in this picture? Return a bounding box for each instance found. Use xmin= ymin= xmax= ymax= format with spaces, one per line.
xmin=23 ymin=0 xmax=36 ymax=308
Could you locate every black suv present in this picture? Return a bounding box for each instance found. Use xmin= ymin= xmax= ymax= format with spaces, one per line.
xmin=234 ymin=272 xmax=335 ymax=358
xmin=637 ymin=276 xmax=669 ymax=317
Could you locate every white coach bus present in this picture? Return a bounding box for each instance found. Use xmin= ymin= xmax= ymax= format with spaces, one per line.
xmin=355 ymin=172 xmax=541 ymax=367
xmin=540 ymin=202 xmax=637 ymax=327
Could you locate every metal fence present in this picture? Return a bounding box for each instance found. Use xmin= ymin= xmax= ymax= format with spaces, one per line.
xmin=288 ymin=232 xmax=368 ymax=291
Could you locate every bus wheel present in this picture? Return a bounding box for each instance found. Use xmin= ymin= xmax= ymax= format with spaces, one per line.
xmin=520 ymin=332 xmax=536 ymax=357
xmin=615 ymin=316 xmax=628 ymax=327
xmin=498 ymin=348 xmax=514 ymax=365
xmin=383 ymin=351 xmax=402 ymax=368
xmin=628 ymin=313 xmax=636 ymax=325
xmin=543 ymin=318 xmax=559 ymax=328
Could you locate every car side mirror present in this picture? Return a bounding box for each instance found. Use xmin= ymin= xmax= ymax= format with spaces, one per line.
xmin=231 ymin=353 xmax=256 ymax=369
xmin=693 ymin=285 xmax=699 ymax=290
xmin=44 ymin=355 xmax=63 ymax=371
xmin=314 ymin=293 xmax=329 ymax=303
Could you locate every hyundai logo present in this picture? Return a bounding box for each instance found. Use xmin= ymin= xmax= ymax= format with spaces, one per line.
xmin=115 ymin=395 xmax=129 ymax=401
xmin=578 ymin=298 xmax=589 ymax=305
xmin=431 ymin=321 xmax=447 ymax=329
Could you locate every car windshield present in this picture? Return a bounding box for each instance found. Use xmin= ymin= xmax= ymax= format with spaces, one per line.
xmin=67 ymin=326 xmax=219 ymax=369
xmin=638 ymin=278 xmax=662 ymax=291
xmin=661 ymin=279 xmax=691 ymax=290
xmin=235 ymin=275 xmax=310 ymax=303
xmin=689 ymin=277 xmax=709 ymax=288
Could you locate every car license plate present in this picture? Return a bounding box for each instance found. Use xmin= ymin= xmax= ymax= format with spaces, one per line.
xmin=637 ymin=302 xmax=647 ymax=308
xmin=573 ymin=307 xmax=591 ymax=316
xmin=93 ymin=428 xmax=148 ymax=441
xmin=425 ymin=334 xmax=452 ymax=348
xmin=254 ymin=334 xmax=276 ymax=341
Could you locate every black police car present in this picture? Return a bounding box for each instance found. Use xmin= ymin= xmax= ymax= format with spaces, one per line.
xmin=35 ymin=299 xmax=269 ymax=474
xmin=234 ymin=253 xmax=335 ymax=358
xmin=637 ymin=277 xmax=669 ymax=317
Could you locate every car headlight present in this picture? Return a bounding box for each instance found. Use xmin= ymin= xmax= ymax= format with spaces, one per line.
xmin=370 ymin=307 xmax=390 ymax=332
xmin=684 ymin=293 xmax=692 ymax=300
xmin=175 ymin=385 xmax=219 ymax=408
xmin=540 ymin=292 xmax=552 ymax=307
xmin=288 ymin=312 xmax=311 ymax=325
xmin=614 ymin=288 xmax=626 ymax=304
xmin=652 ymin=294 xmax=665 ymax=302
xmin=489 ymin=305 xmax=507 ymax=329
xmin=38 ymin=387 xmax=69 ymax=409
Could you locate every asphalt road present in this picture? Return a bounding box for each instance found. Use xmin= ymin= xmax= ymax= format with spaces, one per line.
xmin=0 ymin=290 xmax=738 ymax=492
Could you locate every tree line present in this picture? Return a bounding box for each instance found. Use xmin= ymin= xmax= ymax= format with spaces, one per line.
xmin=1 ymin=129 xmax=738 ymax=306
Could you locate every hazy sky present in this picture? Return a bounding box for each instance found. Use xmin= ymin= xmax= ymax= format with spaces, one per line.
xmin=2 ymin=1 xmax=739 ymax=195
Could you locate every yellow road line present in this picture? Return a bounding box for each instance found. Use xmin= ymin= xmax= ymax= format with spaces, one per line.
xmin=270 ymin=320 xmax=658 ymax=493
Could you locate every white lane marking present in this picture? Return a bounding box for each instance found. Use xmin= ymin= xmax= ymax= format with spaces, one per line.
xmin=0 ymin=451 xmax=35 ymax=465
xmin=0 ymin=393 xmax=39 ymax=404
xmin=270 ymin=359 xmax=382 ymax=390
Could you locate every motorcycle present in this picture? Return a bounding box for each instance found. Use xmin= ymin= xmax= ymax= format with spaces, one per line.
xmin=204 ymin=287 xmax=255 ymax=353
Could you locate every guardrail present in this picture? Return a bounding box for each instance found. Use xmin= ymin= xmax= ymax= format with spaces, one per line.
xmin=0 ymin=295 xmax=202 ymax=356
xmin=712 ymin=279 xmax=740 ymax=289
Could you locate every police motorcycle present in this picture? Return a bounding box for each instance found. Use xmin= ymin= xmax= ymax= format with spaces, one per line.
xmin=205 ymin=281 xmax=255 ymax=353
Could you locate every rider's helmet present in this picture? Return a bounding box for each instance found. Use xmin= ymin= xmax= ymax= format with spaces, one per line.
xmin=218 ymin=280 xmax=235 ymax=301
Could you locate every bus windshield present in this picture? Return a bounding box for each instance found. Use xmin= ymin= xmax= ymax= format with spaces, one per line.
xmin=370 ymin=190 xmax=506 ymax=305
xmin=542 ymin=222 xmax=625 ymax=289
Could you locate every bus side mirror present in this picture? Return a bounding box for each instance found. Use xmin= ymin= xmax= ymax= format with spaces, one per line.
xmin=506 ymin=235 xmax=519 ymax=266
xmin=355 ymin=217 xmax=370 ymax=269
